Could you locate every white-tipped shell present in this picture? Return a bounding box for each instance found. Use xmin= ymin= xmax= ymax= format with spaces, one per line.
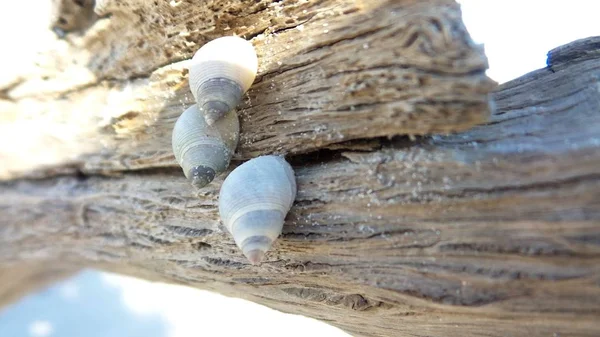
xmin=172 ymin=104 xmax=239 ymax=189
xmin=219 ymin=156 xmax=297 ymax=264
xmin=189 ymin=36 xmax=258 ymax=125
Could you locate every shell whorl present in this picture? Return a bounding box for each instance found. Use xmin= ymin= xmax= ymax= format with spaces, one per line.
xmin=189 ymin=36 xmax=258 ymax=125
xmin=219 ymin=155 xmax=297 ymax=264
xmin=172 ymin=104 xmax=239 ymax=189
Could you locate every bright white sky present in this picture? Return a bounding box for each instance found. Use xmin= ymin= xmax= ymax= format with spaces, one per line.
xmin=100 ymin=273 xmax=350 ymax=337
xmin=1 ymin=1 xmax=599 ymax=337
xmin=459 ymin=0 xmax=600 ymax=83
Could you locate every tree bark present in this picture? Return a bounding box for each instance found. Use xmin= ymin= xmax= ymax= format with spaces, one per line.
xmin=1 ymin=1 xmax=599 ymax=336
xmin=0 ymin=0 xmax=492 ymax=179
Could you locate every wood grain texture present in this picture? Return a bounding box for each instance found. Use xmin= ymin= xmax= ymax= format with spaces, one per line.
xmin=1 ymin=37 xmax=600 ymax=337
xmin=0 ymin=0 xmax=493 ymax=180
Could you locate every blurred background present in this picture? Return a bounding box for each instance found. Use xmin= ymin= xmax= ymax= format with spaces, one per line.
xmin=1 ymin=1 xmax=598 ymax=336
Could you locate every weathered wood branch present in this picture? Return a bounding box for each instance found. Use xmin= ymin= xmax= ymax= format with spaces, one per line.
xmin=3 ymin=36 xmax=600 ymax=336
xmin=0 ymin=0 xmax=492 ymax=180
xmin=1 ymin=0 xmax=599 ymax=335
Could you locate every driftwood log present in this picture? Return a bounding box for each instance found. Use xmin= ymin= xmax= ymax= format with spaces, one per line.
xmin=1 ymin=0 xmax=599 ymax=336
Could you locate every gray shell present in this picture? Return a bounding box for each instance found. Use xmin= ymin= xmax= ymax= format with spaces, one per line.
xmin=189 ymin=36 xmax=258 ymax=125
xmin=219 ymin=155 xmax=297 ymax=264
xmin=172 ymin=104 xmax=239 ymax=189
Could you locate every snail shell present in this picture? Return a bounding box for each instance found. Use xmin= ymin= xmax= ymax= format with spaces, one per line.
xmin=219 ymin=155 xmax=297 ymax=265
xmin=189 ymin=36 xmax=258 ymax=125
xmin=172 ymin=104 xmax=239 ymax=189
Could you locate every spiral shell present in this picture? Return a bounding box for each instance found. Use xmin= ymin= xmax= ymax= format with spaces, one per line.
xmin=189 ymin=36 xmax=258 ymax=125
xmin=172 ymin=104 xmax=239 ymax=189
xmin=219 ymin=155 xmax=297 ymax=265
